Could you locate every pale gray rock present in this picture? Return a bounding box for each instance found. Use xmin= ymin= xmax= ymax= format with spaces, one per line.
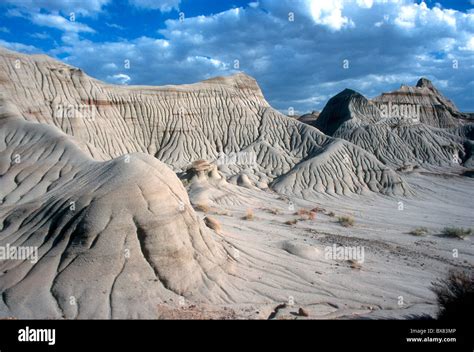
xmin=0 ymin=46 xmax=410 ymax=196
xmin=0 ymin=97 xmax=229 ymax=319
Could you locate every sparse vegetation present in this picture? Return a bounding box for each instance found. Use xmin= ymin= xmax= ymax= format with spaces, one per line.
xmin=409 ymin=227 xmax=429 ymax=236
xmin=337 ymin=216 xmax=355 ymax=227
xmin=327 ymin=211 xmax=336 ymax=217
xmin=243 ymin=208 xmax=255 ymax=220
xmin=440 ymin=227 xmax=472 ymax=240
xmin=295 ymin=209 xmax=317 ymax=221
xmin=431 ymin=270 xmax=473 ymax=320
xmin=203 ymin=216 xmax=221 ymax=233
xmin=193 ymin=203 xmax=210 ymax=213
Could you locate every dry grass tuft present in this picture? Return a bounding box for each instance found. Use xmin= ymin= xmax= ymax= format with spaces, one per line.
xmin=431 ymin=270 xmax=473 ymax=320
xmin=440 ymin=227 xmax=472 ymax=240
xmin=409 ymin=227 xmax=429 ymax=236
xmin=295 ymin=209 xmax=317 ymax=221
xmin=337 ymin=216 xmax=355 ymax=227
xmin=243 ymin=208 xmax=255 ymax=220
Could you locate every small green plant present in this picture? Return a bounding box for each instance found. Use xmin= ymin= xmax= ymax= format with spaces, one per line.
xmin=440 ymin=227 xmax=472 ymax=240
xmin=337 ymin=216 xmax=354 ymax=227
xmin=409 ymin=227 xmax=429 ymax=236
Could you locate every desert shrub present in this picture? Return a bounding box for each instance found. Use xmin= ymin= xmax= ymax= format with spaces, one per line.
xmin=337 ymin=216 xmax=355 ymax=227
xmin=431 ymin=270 xmax=474 ymax=320
xmin=440 ymin=227 xmax=472 ymax=239
xmin=295 ymin=209 xmax=316 ymax=220
xmin=328 ymin=211 xmax=336 ymax=217
xmin=284 ymin=219 xmax=298 ymax=226
xmin=409 ymin=227 xmax=429 ymax=236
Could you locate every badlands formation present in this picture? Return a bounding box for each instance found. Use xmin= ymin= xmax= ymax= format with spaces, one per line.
xmin=0 ymin=46 xmax=472 ymax=319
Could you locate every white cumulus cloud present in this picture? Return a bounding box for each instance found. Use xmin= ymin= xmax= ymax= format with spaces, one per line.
xmin=107 ymin=73 xmax=131 ymax=85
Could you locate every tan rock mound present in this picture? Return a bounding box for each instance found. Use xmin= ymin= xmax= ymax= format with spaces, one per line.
xmin=0 ymin=98 xmax=229 ymax=319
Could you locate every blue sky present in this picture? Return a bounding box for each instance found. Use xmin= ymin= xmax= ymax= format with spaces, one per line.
xmin=0 ymin=0 xmax=473 ymax=113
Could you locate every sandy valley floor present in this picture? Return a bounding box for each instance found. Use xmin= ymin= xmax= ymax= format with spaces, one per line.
xmin=164 ymin=172 xmax=473 ymax=320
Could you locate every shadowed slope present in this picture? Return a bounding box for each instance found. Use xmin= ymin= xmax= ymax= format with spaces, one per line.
xmin=309 ymin=82 xmax=473 ymax=171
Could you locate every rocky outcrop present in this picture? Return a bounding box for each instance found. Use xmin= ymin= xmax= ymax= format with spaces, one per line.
xmin=0 ymin=46 xmax=410 ymax=196
xmin=373 ymin=77 xmax=470 ymax=128
xmin=298 ymin=111 xmax=319 ymax=125
xmin=308 ymin=80 xmax=473 ymax=170
xmin=0 ymin=98 xmax=229 ymax=319
xmin=313 ymin=89 xmax=381 ymax=135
